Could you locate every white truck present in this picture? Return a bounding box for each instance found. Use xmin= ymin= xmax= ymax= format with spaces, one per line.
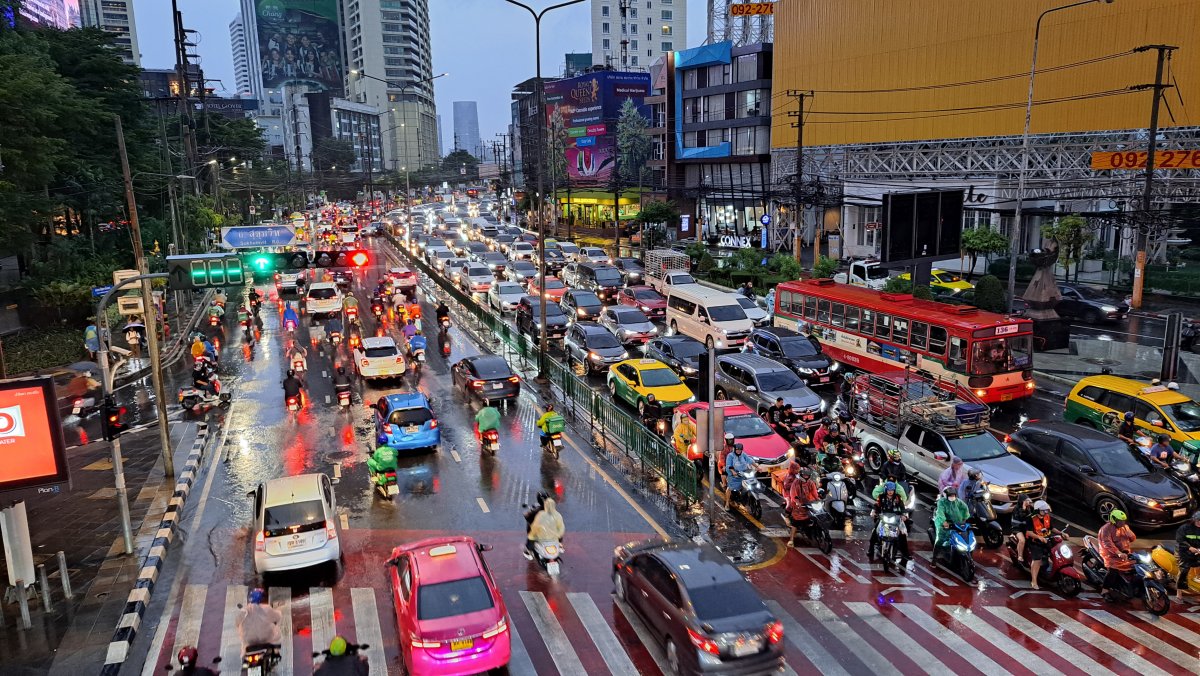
xmin=832 ymin=259 xmax=891 ymax=289
xmin=645 ymin=249 xmax=696 ymax=294
xmin=846 ymin=370 xmax=1046 ymax=516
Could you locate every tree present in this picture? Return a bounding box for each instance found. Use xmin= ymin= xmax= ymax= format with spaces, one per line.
xmin=616 ymin=98 xmax=652 ymax=189
xmin=636 ymin=199 xmax=680 ymax=227
xmin=881 ymin=277 xmax=932 ymax=299
xmin=813 ymin=255 xmax=839 ymax=279
xmin=311 ymin=137 xmax=356 ymax=171
xmin=972 ymin=275 xmax=1008 ymax=313
xmin=442 ymin=149 xmax=479 ymax=181
xmin=1042 ymin=214 xmax=1093 ymax=282
xmin=196 ymin=113 xmax=267 ymax=163
xmin=768 ymin=253 xmax=804 ymax=281
xmin=960 ymin=226 xmax=1009 ymax=281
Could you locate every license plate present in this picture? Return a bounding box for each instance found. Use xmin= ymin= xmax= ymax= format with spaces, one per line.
xmin=804 ymin=414 xmax=815 ymax=421
xmin=71 ymin=407 xmax=81 ymax=415
xmin=450 ymin=638 xmax=473 ymax=651
xmin=286 ymin=538 xmax=305 ymax=549
xmin=1174 ymin=508 xmax=1186 ymax=517
xmin=406 ymin=425 xmax=419 ymax=434
xmin=819 ymin=377 xmax=830 ymax=383
xmin=553 ymin=439 xmax=563 ymax=447
xmin=1001 ymin=394 xmax=1012 ymax=401
xmin=546 ymin=561 xmax=561 ymax=576
xmin=387 ymin=485 xmax=399 ymax=496
xmin=732 ymin=639 xmax=761 ymax=657
xmin=492 ymin=383 xmax=504 ymax=389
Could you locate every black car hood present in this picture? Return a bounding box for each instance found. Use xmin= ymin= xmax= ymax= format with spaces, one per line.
xmin=592 ymin=344 xmax=626 ymax=358
xmin=784 ymin=354 xmax=832 ymax=371
xmin=1104 ymin=471 xmax=1190 ymax=502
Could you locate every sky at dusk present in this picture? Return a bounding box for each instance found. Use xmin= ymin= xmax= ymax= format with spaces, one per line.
xmin=132 ymin=0 xmax=707 ymax=154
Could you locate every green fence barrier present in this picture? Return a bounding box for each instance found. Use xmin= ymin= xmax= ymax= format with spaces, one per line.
xmin=384 ymin=229 xmax=700 ymax=504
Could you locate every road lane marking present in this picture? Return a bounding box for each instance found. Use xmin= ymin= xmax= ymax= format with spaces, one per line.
xmin=219 ymin=585 xmax=247 ymax=672
xmin=350 ymin=588 xmax=387 ymax=676
xmin=893 ymin=603 xmax=1009 ymax=676
xmin=1086 ymin=609 xmax=1199 ymax=673
xmin=140 ymin=564 xmax=188 ymax=676
xmin=519 ymin=591 xmax=586 ymax=676
xmin=845 ymin=602 xmax=955 ymax=676
xmin=799 ymin=600 xmax=899 ymax=675
xmin=567 ymin=592 xmax=639 ymax=676
xmin=1036 ymin=609 xmax=1172 ymax=676
xmin=340 ymin=513 xmax=349 ymax=530
xmin=764 ymin=600 xmax=850 ymax=676
xmin=450 ymin=449 xmax=462 ymax=463
xmin=269 ymin=588 xmax=293 ymax=676
xmin=171 ymin=585 xmax=207 ymax=663
xmin=612 ymin=598 xmax=671 ymax=674
xmin=309 ymin=587 xmax=336 ymax=666
xmin=476 ymin=497 xmax=490 ymax=513
xmin=953 ymin=607 xmax=1065 ymax=676
xmin=324 ymin=395 xmax=331 ymax=404
xmin=1131 ymin=610 xmax=1200 ymax=649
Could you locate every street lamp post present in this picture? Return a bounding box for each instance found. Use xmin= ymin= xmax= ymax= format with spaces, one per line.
xmin=503 ymin=0 xmax=588 ymax=380
xmin=1007 ymin=0 xmax=1112 ymax=313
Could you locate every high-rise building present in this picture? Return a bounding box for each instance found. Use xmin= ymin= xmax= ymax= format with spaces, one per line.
xmin=437 ymin=114 xmax=445 ymax=156
xmin=453 ymin=101 xmax=481 ymax=159
xmin=18 ymin=0 xmax=79 ymax=29
xmin=79 ymin=0 xmax=139 ymax=65
xmin=590 ymin=0 xmax=684 ymax=71
xmin=230 ymin=12 xmax=251 ymax=97
xmin=344 ymin=0 xmax=439 ymax=174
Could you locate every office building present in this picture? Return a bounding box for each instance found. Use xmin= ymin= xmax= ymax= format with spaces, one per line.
xmin=590 ymin=0 xmax=684 ymax=71
xmin=230 ymin=12 xmax=252 ymax=97
xmin=79 ymin=0 xmax=139 ymax=65
xmin=18 ymin=0 xmax=79 ymax=29
xmin=344 ymin=0 xmax=439 ymax=174
xmin=453 ymin=101 xmax=481 ymax=159
xmin=282 ymin=92 xmax=383 ymax=175
xmin=437 ymin=114 xmax=445 ymax=157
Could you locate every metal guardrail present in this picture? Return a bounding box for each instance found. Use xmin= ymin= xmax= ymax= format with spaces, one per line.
xmin=384 ymin=230 xmax=700 ymax=504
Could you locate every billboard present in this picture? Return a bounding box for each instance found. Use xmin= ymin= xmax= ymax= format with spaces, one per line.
xmin=544 ymin=71 xmax=651 ymax=185
xmin=254 ymin=0 xmax=344 ymax=96
xmin=881 ymin=190 xmax=964 ymax=264
xmin=0 ymin=378 xmax=69 ymax=495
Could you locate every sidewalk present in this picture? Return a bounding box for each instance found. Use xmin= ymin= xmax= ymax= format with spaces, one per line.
xmin=0 ymin=422 xmax=199 ymax=674
xmin=1032 ymin=337 xmax=1200 ymax=399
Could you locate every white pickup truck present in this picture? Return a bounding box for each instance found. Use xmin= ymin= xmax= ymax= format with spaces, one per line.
xmin=832 ymin=260 xmax=891 ymax=289
xmin=645 ymin=249 xmax=696 ymax=295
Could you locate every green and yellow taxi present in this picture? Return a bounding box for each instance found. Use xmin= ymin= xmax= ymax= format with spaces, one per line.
xmin=898 ymin=269 xmax=974 ymax=294
xmin=606 ymin=358 xmax=696 ymax=416
xmin=1065 ymin=374 xmax=1200 ymax=459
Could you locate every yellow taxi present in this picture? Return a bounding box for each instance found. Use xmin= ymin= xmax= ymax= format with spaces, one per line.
xmin=1065 ymin=374 xmax=1200 ymax=459
xmin=898 ymin=269 xmax=974 ymax=293
xmin=606 ymin=358 xmax=696 ymax=416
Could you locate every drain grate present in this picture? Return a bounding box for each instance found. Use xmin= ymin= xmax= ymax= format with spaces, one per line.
xmin=325 ymin=450 xmax=355 ymax=461
xmin=1082 ymin=358 xmax=1121 ymax=366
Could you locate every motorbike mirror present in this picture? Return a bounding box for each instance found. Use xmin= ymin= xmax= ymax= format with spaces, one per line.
xmin=212 ymin=657 xmax=222 ymax=664
xmin=1077 ymin=464 xmax=1096 ymax=475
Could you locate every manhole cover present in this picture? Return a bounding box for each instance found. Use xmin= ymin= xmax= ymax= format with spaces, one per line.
xmin=1082 ymin=358 xmax=1120 ymax=366
xmin=325 ymin=450 xmax=355 ymax=461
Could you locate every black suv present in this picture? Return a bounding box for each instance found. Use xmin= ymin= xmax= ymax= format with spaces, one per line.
xmin=565 ymin=262 xmax=624 ymax=303
xmin=1009 ymin=421 xmax=1193 ymax=528
xmin=564 ymin=322 xmax=627 ymax=375
xmin=645 ymin=336 xmax=705 ymax=381
xmin=742 ymin=326 xmax=837 ymax=387
xmin=515 ymin=295 xmax=568 ymax=340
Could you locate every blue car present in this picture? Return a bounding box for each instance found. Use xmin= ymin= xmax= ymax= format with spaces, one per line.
xmin=372 ymin=393 xmax=440 ymax=452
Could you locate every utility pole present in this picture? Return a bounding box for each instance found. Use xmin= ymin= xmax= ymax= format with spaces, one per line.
xmin=116 ymin=116 xmax=175 ymax=482
xmin=1130 ymin=44 xmax=1178 ymax=310
xmin=172 ymin=0 xmax=198 ymax=194
xmin=786 ymin=90 xmax=812 ymax=266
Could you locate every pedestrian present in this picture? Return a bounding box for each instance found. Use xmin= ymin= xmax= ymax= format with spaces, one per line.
xmin=83 ymin=321 xmax=100 ymax=361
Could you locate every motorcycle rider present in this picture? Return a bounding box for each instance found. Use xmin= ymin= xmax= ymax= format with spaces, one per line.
xmin=191 ymin=359 xmax=218 ymax=397
xmin=1116 ymin=411 xmax=1139 ymax=445
xmin=641 ymin=393 xmax=663 ymax=430
xmin=248 ymin=287 xmax=262 ymax=310
xmin=523 ymin=491 xmax=550 ymax=536
xmin=724 ymin=443 xmax=757 ymax=510
xmin=207 ymin=299 xmax=224 ymax=320
xmin=288 ymin=342 xmax=308 ymax=376
xmin=435 ymin=301 xmax=451 ymax=328
xmin=937 ymin=456 xmax=969 ymax=494
xmin=1098 ymin=510 xmax=1137 ymax=601
xmin=327 ymin=315 xmax=344 ymax=342
xmin=174 ymin=646 xmax=219 ymax=676
xmin=524 ymin=497 xmax=565 ymax=560
xmin=342 ymin=292 xmax=359 ymax=316
xmin=672 ymin=413 xmax=698 ymax=458
xmin=880 ymin=448 xmax=907 ymax=484
xmin=933 ymin=486 xmax=970 ymax=563
xmin=1011 ymin=496 xmax=1036 ymax=565
xmin=401 ymin=318 xmax=418 ymax=344
xmin=407 ymin=329 xmax=427 ymax=365
xmin=407 ymin=299 xmax=421 ymax=323
xmin=1148 ymin=434 xmax=1185 ymax=469
xmin=766 ymin=397 xmax=786 ymax=428
xmin=282 ymin=301 xmax=299 ymax=329
xmin=282 ymin=369 xmax=305 ymax=408
xmin=1174 ymin=510 xmax=1200 ymax=601
xmin=190 ymin=335 xmax=207 ymax=360
xmin=1025 ymin=500 xmax=1055 ymax=590
xmin=811 ymin=417 xmax=836 ymax=451
xmin=785 ymin=466 xmax=820 ymax=548
xmin=957 ymin=467 xmax=987 ymax=501
xmin=870 ymin=480 xmax=911 ymax=565
xmin=536 ymin=404 xmax=562 ymax=450
xmin=475 ymin=403 xmax=501 ymax=440
xmin=236 ymin=588 xmax=282 ymax=653
xmin=314 ymin=636 xmax=368 ymax=676
xmin=332 ymin=366 xmax=352 ymax=401
xmin=835 ymin=409 xmax=855 ymax=438
xmin=367 ymin=441 xmax=398 ymax=485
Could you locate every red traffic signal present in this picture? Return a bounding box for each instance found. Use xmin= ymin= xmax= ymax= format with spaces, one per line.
xmin=103 ymin=401 xmax=128 ymax=440
xmin=350 ymin=251 xmax=369 ymax=267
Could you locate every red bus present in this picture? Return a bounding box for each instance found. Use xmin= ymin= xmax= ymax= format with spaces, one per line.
xmin=773 ymin=278 xmax=1035 ymax=403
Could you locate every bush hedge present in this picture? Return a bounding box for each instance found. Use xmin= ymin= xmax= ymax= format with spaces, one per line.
xmin=4 ymin=328 xmax=86 ymax=376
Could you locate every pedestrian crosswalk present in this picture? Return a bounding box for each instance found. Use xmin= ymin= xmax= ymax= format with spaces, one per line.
xmin=148 ymin=582 xmax=1200 ymax=675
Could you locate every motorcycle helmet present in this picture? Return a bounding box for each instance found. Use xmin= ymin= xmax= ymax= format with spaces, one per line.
xmin=329 ymin=636 xmax=348 ymax=657
xmin=942 ymin=486 xmax=957 ymax=498
xmin=248 ymin=587 xmax=266 ymax=604
xmin=177 ymin=646 xmax=199 ymax=666
xmin=1192 ymin=510 xmax=1200 ymax=522
xmin=286 ymin=369 xmax=295 ymax=378
xmin=337 ymin=366 xmax=345 ymax=375
xmin=1124 ymin=411 xmax=1135 ymax=422
xmin=967 ymin=468 xmax=983 ymax=481
xmin=724 ymin=432 xmax=735 ymax=442
xmin=1033 ymin=500 xmax=1051 ymax=514
xmin=884 ymin=481 xmax=897 ymax=492
xmin=734 ymin=443 xmax=744 ymax=452
xmin=887 ymin=448 xmax=901 ymax=460
xmin=1109 ymin=509 xmax=1127 ymax=524
xmin=546 ymin=403 xmax=555 ymax=412
xmin=1157 ymin=434 xmax=1171 ymax=443
xmin=838 ymin=410 xmax=851 ymax=422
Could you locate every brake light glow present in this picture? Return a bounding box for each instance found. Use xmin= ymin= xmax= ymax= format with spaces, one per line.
xmin=362 ymin=359 xmax=370 ymax=367
xmin=688 ymin=627 xmax=721 ymax=656
xmin=766 ymin=621 xmax=784 ymax=644
xmin=429 ymin=419 xmax=438 ymax=429
xmin=471 ymin=380 xmax=484 ymax=389
xmin=325 ymin=519 xmax=337 ymax=540
xmin=410 ymin=634 xmax=440 ymax=649
xmin=383 ymin=424 xmax=393 ymax=434
xmin=255 ymin=530 xmax=265 ymax=551
xmin=974 ymin=389 xmax=986 ymax=398
xmin=1026 ymin=382 xmax=1036 ymax=390
xmin=508 ymin=376 xmax=520 ymax=383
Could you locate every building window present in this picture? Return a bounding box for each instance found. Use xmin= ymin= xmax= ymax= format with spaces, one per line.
xmin=661 ymin=25 xmax=671 ymax=35
xmin=631 ymin=39 xmax=638 ymax=50
xmin=381 ymin=11 xmax=400 ymax=20
xmin=602 ymin=38 xmax=611 ymax=50
xmin=683 ymin=69 xmax=698 ymax=90
xmin=630 ymin=24 xmax=636 ymax=33
xmin=708 ymin=64 xmax=730 ymax=85
xmin=735 ymin=53 xmax=758 ymax=82
xmin=601 ymin=4 xmax=609 ymax=16
xmin=631 ymin=8 xmax=637 ymax=17
xmin=661 ymin=10 xmax=672 ymax=20
xmin=382 ymin=23 xmax=400 ymax=32
xmin=661 ymin=42 xmax=672 ymax=52
xmin=632 ymin=56 xmax=639 ymax=65
xmin=602 ymin=22 xmax=610 ymax=33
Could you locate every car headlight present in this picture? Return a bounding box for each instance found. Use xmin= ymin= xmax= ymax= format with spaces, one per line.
xmin=620 ymin=351 xmax=629 ymax=359
xmin=797 ymin=367 xmax=814 ymax=374
xmin=682 ymin=365 xmax=698 ymax=374
xmin=589 ymin=351 xmax=601 ymax=361
xmin=641 ymin=305 xmax=651 ymax=311
xmin=1041 ymin=476 xmax=1048 ymax=490
xmin=819 ymin=399 xmax=828 ymax=411
xmin=1100 ymin=305 xmax=1118 ymax=313
xmin=649 ymin=326 xmax=658 ymax=334
xmin=1127 ymin=493 xmax=1161 ymax=509
xmin=829 ymin=362 xmax=840 ymax=372
xmin=621 ymin=328 xmax=632 ymax=336
xmin=686 ymin=395 xmax=697 ymax=403
xmin=985 ymin=482 xmax=1008 ymax=498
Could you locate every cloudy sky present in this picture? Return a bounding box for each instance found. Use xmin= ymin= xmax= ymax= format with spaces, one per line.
xmin=133 ymin=0 xmax=707 ymax=152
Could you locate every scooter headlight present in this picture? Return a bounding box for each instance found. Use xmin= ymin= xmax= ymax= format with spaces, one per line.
xmin=955 ymin=542 xmax=969 ymax=552
xmin=1057 ymin=543 xmax=1071 ymax=558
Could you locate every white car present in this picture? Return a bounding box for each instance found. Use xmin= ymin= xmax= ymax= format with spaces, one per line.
xmin=252 ymin=474 xmax=341 ymax=574
xmin=557 ymin=242 xmax=581 ymax=259
xmin=444 ymin=258 xmax=469 ymax=285
xmin=353 ymin=336 xmax=406 ymax=380
xmin=510 ymin=241 xmax=536 ymax=261
xmin=578 ymin=247 xmax=611 ymax=265
xmin=459 ymin=263 xmax=494 ymax=294
xmin=733 ymin=294 xmax=771 ymax=327
xmin=428 ymin=248 xmax=455 ymax=271
xmin=304 ymin=282 xmax=342 ymax=318
xmin=388 ymin=266 xmax=418 ymax=293
xmin=489 ymin=282 xmax=526 ymax=314
xmin=278 ymin=270 xmax=303 ymax=293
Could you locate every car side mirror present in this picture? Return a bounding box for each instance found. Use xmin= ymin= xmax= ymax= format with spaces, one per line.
xmin=1078 ymin=465 xmax=1096 ymax=475
xmin=477 ymin=543 xmax=493 ymax=552
xmin=934 ymin=451 xmax=949 ymax=462
xmin=745 ymin=385 xmax=757 ymax=392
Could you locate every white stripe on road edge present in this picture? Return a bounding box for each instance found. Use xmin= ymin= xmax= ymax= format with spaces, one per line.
xmin=519 ymin=591 xmax=586 ymax=676
xmin=845 ymin=602 xmax=956 ymax=676
xmin=309 ymin=587 xmax=336 ymax=665
xmin=172 ymin=585 xmax=207 ymax=663
xmin=270 ymin=588 xmax=293 ymax=676
xmin=219 ymin=585 xmax=248 ymax=674
xmin=567 ymin=592 xmax=639 ymax=676
xmin=798 ymin=601 xmax=899 ymax=675
xmin=764 ymin=600 xmax=850 ymax=676
xmin=613 ymin=598 xmax=672 ymax=675
xmin=949 ymin=607 xmax=1065 ymax=676
xmin=450 ymin=449 xmax=462 ymax=463
xmin=340 ymin=513 xmax=350 ymax=530
xmin=505 ymin=616 xmax=537 ymax=676
xmin=1035 ymin=609 xmax=1171 ymax=676
xmin=988 ymin=606 xmax=1117 ymax=675
xmin=1131 ymin=610 xmax=1200 ymax=653
xmin=1085 ymin=609 xmax=1199 ymax=674
xmin=893 ymin=603 xmax=1010 ymax=676
xmin=476 ymin=497 xmax=490 ymax=513
xmin=350 ymin=588 xmax=388 ymax=676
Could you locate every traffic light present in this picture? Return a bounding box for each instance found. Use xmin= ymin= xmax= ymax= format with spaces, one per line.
xmin=247 ymin=253 xmax=275 ymax=274
xmin=166 ymin=254 xmax=245 ymax=290
xmin=102 ymin=399 xmax=127 ymax=440
xmin=311 ymin=250 xmax=370 ymax=269
xmin=243 ymin=250 xmax=371 ymax=272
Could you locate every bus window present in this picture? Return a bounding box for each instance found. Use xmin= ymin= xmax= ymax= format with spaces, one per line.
xmin=910 ymin=321 xmax=928 ymax=350
xmin=876 ymin=314 xmax=892 ymax=341
xmin=831 ymin=303 xmax=845 ymax=327
xmin=845 ymin=306 xmax=861 ymax=331
xmin=779 ymin=290 xmax=793 ymax=314
xmin=861 ymin=309 xmax=875 ymax=336
xmin=928 ymin=326 xmax=947 ymax=355
xmin=949 ymin=337 xmax=967 ymax=371
xmin=892 ymin=317 xmax=909 ymax=345
xmin=970 ymin=335 xmax=1032 ymax=375
xmin=817 ymin=300 xmax=830 ymax=323
xmin=803 ymin=295 xmax=816 ymax=321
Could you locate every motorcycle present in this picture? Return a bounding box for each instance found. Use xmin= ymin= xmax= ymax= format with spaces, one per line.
xmin=540 ymin=431 xmax=563 ymax=458
xmin=178 ymin=381 xmax=231 ymax=411
xmin=790 ymin=501 xmax=834 ymax=554
xmin=531 ymin=539 xmax=563 ymax=577
xmin=336 ymin=386 xmax=352 ymax=409
xmin=371 ymin=301 xmax=384 ymax=319
xmin=408 ymin=347 xmax=426 ymax=374
xmin=208 ymin=313 xmax=222 ymax=328
xmin=312 ymin=642 xmax=370 ymax=674
xmin=821 ymin=471 xmax=852 ymax=527
xmin=1150 ymin=543 xmax=1200 ymax=593
xmin=242 ymin=644 xmax=281 ymax=676
xmin=440 ymin=332 xmax=451 ymax=357
xmin=370 ymin=466 xmax=399 ymax=500
xmin=285 ymin=395 xmax=301 ymax=413
xmin=1005 ymin=530 xmax=1083 ymax=597
xmin=728 ymin=469 xmax=766 ymax=520
xmin=840 ymin=451 xmax=864 ymax=497
xmin=290 ymin=354 xmax=308 ymax=376
xmin=480 ymin=428 xmax=500 ymax=456
xmin=929 ymin=521 xmax=977 ymax=582
xmin=345 ymin=306 xmax=359 ymax=324
xmin=329 ymin=330 xmax=342 ymax=346
xmin=439 ymin=316 xmax=451 ymax=331
xmin=284 ymin=317 xmax=297 ymax=333
xmin=965 ymin=484 xmax=1004 ymax=549
xmin=1079 ymin=536 xmax=1171 ymax=615
xmin=874 ymin=512 xmax=908 ymax=573
xmin=71 ymin=395 xmax=97 ymax=417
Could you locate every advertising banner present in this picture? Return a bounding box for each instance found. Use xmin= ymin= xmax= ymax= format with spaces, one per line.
xmin=544 ymin=71 xmax=651 ymax=184
xmin=0 ymin=378 xmax=69 ymax=494
xmin=255 ymin=0 xmax=345 ymax=96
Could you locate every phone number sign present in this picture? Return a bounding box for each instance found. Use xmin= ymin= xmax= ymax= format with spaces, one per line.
xmin=730 ymin=2 xmax=774 ymax=16
xmin=1091 ymin=150 xmax=1200 ymax=170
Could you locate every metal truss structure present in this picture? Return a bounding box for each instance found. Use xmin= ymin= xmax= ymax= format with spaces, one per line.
xmin=707 ymin=1 xmax=774 ymax=46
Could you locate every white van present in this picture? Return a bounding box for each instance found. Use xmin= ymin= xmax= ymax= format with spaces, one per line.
xmin=665 ymin=285 xmax=754 ymax=350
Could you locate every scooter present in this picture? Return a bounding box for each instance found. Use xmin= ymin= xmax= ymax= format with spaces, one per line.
xmin=1150 ymin=543 xmax=1200 ymax=593
xmin=789 ymin=501 xmax=834 ymax=554
xmin=929 ymin=521 xmax=977 ymax=582
xmin=371 ymin=301 xmax=384 ymax=319
xmin=178 ymin=383 xmax=231 ymax=411
xmin=208 ymin=313 xmax=222 ymax=328
xmin=728 ymin=469 xmax=765 ymax=520
xmin=1079 ymin=536 xmax=1171 ymax=615
xmin=71 ymin=395 xmax=97 ymax=417
xmin=1005 ymin=529 xmax=1083 ymax=597
xmin=408 ymin=347 xmax=426 ymax=374
xmin=531 ymin=539 xmax=563 ymax=577
xmin=480 ymin=428 xmax=500 ymax=456
xmin=965 ymin=484 xmax=1004 ymax=549
xmin=874 ymin=512 xmax=908 ymax=573
xmin=540 ymin=431 xmax=563 ymax=458
xmin=821 ymin=471 xmax=852 ymax=527
xmin=329 ymin=330 xmax=342 ymax=347
xmin=370 ymin=467 xmax=399 ymax=500
xmin=285 ymin=395 xmax=301 ymax=413
xmin=241 ymin=644 xmax=281 ymax=676
xmin=345 ymin=306 xmax=359 ymax=325
xmin=335 ymin=386 xmax=352 ymax=409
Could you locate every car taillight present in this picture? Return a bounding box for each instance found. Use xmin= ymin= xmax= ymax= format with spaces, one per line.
xmin=481 ymin=617 xmax=508 ymax=639
xmin=255 ymin=530 xmax=265 ymax=551
xmin=1003 ymin=434 xmax=1011 ymax=443
xmin=974 ymin=389 xmax=986 ymax=398
xmin=429 ymin=419 xmax=438 ymax=429
xmin=471 ymin=379 xmax=484 ymax=389
xmin=508 ymin=376 xmax=520 ymax=384
xmin=325 ymin=519 xmax=337 ymax=540
xmin=1026 ymin=382 xmax=1036 ymax=390
xmin=383 ymin=423 xmax=393 ymax=434
xmin=410 ymin=633 xmax=440 ymax=649
xmin=688 ymin=627 xmax=721 ymax=656
xmin=766 ymin=620 xmax=784 ymax=644
xmin=73 ymin=398 xmax=83 ymax=407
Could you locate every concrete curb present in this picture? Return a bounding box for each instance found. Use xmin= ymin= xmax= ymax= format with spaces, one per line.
xmin=100 ymin=422 xmax=209 ymax=674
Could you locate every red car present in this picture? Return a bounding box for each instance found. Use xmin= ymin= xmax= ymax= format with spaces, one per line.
xmin=388 ymin=536 xmax=511 ymax=675
xmin=528 ymin=275 xmax=567 ymax=301
xmin=671 ymin=402 xmax=793 ymax=473
xmin=617 ymin=285 xmax=667 ymax=320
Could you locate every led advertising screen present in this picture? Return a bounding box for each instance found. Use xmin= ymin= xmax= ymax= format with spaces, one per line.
xmin=0 ymin=378 xmax=69 ymax=494
xmin=254 ymin=0 xmax=344 ymax=96
xmin=544 ymin=72 xmax=651 ymax=184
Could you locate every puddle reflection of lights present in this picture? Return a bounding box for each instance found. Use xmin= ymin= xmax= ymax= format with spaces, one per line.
xmin=807 ymin=582 xmax=823 ymax=600
xmin=1097 ymin=335 xmax=1114 ymax=341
